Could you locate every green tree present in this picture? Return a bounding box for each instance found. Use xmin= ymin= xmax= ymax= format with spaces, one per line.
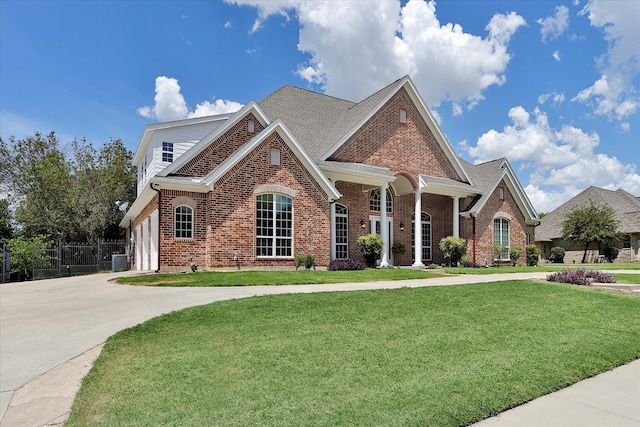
xmin=0 ymin=132 xmax=73 ymax=240
xmin=561 ymin=201 xmax=621 ymax=263
xmin=70 ymin=138 xmax=136 ymax=241
xmin=7 ymin=235 xmax=53 ymax=280
xmin=0 ymin=132 xmax=136 ymax=242
xmin=439 ymin=236 xmax=467 ymax=267
xmin=0 ymin=199 xmax=14 ymax=242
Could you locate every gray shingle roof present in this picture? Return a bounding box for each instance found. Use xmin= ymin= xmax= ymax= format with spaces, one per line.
xmin=258 ymin=78 xmax=404 ymax=160
xmin=458 ymin=158 xmax=505 ymax=212
xmin=535 ymin=186 xmax=640 ymax=241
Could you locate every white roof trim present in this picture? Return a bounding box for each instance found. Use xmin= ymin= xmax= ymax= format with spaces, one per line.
xmin=320 ymin=163 xmax=396 ymax=187
xmin=462 ymin=160 xmax=539 ymax=224
xmin=204 ymin=119 xmax=341 ymax=201
xmin=319 ymin=76 xmax=473 ymax=185
xmin=158 ymin=101 xmax=271 ymax=176
xmin=419 ymin=175 xmax=478 ymax=198
xmin=132 ymin=113 xmax=234 ymax=165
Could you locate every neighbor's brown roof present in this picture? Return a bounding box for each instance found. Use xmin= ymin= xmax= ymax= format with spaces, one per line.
xmin=535 ymin=186 xmax=640 ymax=241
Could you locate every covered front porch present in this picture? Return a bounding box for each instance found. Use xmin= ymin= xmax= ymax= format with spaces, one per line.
xmin=322 ymin=161 xmax=478 ymax=267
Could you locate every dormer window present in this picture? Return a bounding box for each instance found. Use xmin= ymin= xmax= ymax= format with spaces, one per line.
xmin=248 ymin=120 xmax=255 ymax=133
xmin=162 ymin=142 xmax=174 ymax=163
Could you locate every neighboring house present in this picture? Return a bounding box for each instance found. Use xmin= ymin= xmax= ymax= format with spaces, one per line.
xmin=535 ymin=186 xmax=640 ymax=263
xmin=120 ymin=76 xmax=539 ymax=271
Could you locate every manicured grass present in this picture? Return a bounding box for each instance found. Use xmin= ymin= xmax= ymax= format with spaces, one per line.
xmin=115 ymin=268 xmax=445 ymax=287
xmin=614 ymin=274 xmax=640 ymax=284
xmin=444 ymin=262 xmax=640 ymax=275
xmin=67 ymin=281 xmax=640 ymax=427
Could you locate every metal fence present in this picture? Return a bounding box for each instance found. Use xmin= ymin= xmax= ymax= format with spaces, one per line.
xmin=1 ymin=244 xmax=10 ymax=283
xmin=32 ymin=240 xmax=126 ymax=280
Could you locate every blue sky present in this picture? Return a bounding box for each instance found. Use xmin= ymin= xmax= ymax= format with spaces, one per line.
xmin=1 ymin=0 xmax=638 ymax=213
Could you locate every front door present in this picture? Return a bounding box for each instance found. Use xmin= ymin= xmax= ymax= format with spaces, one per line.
xmin=370 ymin=216 xmax=393 ymax=264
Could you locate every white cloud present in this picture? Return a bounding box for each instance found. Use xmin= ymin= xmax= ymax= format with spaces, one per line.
xmin=537 ymin=5 xmax=570 ymax=42
xmin=137 ymin=76 xmax=243 ymax=121
xmin=573 ymin=0 xmax=640 ymax=123
xmin=538 ymin=91 xmax=565 ymax=105
xmin=188 ymin=99 xmax=244 ymax=118
xmin=224 ymin=21 xmax=232 ymax=29
xmin=466 ymin=105 xmax=640 ymax=212
xmin=225 ymin=0 xmax=525 ymax=113
xmin=552 ymin=50 xmax=561 ymax=61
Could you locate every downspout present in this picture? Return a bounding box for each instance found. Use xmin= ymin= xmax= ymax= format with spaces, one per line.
xmin=472 ymin=214 xmax=477 ymax=264
xmin=150 ymin=182 xmax=161 ymax=273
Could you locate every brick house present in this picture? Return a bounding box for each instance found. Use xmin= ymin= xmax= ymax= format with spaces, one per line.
xmin=535 ymin=186 xmax=640 ymax=263
xmin=120 ymin=76 xmax=539 ymax=271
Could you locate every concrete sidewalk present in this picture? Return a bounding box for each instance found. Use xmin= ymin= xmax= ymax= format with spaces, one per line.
xmin=1 ymin=271 xmax=638 ymax=426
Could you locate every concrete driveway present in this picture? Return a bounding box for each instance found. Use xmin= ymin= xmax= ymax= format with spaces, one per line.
xmin=1 ymin=270 xmax=637 ymax=426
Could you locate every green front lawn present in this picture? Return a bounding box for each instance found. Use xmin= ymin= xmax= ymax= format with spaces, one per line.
xmin=444 ymin=262 xmax=640 ymax=275
xmin=115 ymin=268 xmax=445 ymax=287
xmin=67 ymin=281 xmax=640 ymax=427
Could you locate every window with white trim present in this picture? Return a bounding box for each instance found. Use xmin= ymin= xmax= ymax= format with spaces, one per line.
xmin=162 ymin=142 xmax=174 ymax=163
xmin=412 ymin=212 xmax=432 ymax=261
xmin=335 ymin=204 xmax=348 ymax=259
xmin=370 ymin=188 xmax=392 ymax=213
xmin=494 ymin=218 xmax=510 ymax=260
xmin=256 ymin=194 xmax=293 ymax=257
xmin=175 ymin=205 xmax=193 ymax=239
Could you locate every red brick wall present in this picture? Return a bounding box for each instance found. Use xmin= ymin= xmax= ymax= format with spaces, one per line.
xmin=330 ymin=88 xmax=460 ymax=181
xmin=466 ymin=182 xmax=533 ymax=265
xmin=207 ymin=131 xmax=330 ymax=268
xmin=158 ymin=190 xmax=208 ymax=269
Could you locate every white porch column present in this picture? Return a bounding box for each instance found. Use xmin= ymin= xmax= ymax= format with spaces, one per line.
xmin=330 ymin=201 xmax=336 ymax=260
xmin=379 ymin=184 xmax=389 ymax=267
xmin=412 ymin=190 xmax=424 ymax=267
xmin=452 ymin=196 xmax=460 ymax=238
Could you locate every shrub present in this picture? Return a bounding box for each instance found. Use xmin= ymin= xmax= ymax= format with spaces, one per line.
xmin=547 ymin=269 xmax=616 ymax=286
xmin=548 ymin=247 xmax=565 ymax=263
xmin=462 ymin=261 xmax=480 ymax=268
xmin=357 ymin=234 xmax=384 ymax=268
xmin=327 ymin=258 xmax=366 ymax=271
xmin=391 ymin=242 xmax=406 ymax=255
xmin=494 ymin=245 xmax=506 ymax=261
xmin=526 ymin=244 xmax=541 ymax=266
xmin=439 ymin=236 xmax=467 ymax=267
xmin=295 ymin=254 xmax=315 ymax=270
xmin=509 ymin=246 xmax=522 ymax=266
xmin=603 ymin=247 xmax=619 ymax=263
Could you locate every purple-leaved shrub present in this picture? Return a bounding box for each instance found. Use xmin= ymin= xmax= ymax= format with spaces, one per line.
xmin=547 ymin=269 xmax=616 ymax=286
xmin=328 ymin=258 xmax=366 ymax=271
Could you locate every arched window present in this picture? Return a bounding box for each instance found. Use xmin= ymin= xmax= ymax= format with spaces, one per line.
xmin=335 ymin=204 xmax=348 ymax=259
xmin=370 ymin=188 xmax=393 ymax=213
xmin=175 ymin=206 xmax=193 ymax=239
xmin=412 ymin=212 xmax=432 ymax=261
xmin=256 ymin=194 xmax=293 ymax=257
xmin=494 ymin=218 xmax=510 ymax=260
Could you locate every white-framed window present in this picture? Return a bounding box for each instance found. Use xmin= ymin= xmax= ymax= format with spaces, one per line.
xmin=400 ymin=108 xmax=407 ymax=124
xmin=162 ymin=142 xmax=174 ymax=163
xmin=256 ymin=194 xmax=293 ymax=257
xmin=412 ymin=212 xmax=432 ymax=261
xmin=175 ymin=205 xmax=193 ymax=239
xmin=271 ymin=148 xmax=281 ymax=165
xmin=370 ymin=188 xmax=393 ymax=213
xmin=494 ymin=218 xmax=510 ymax=260
xmin=335 ymin=204 xmax=348 ymax=259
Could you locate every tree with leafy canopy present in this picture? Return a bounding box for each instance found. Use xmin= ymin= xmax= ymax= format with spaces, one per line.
xmin=561 ymin=200 xmax=621 ymax=263
xmin=0 ymin=199 xmax=14 ymax=242
xmin=0 ymin=132 xmax=136 ymax=242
